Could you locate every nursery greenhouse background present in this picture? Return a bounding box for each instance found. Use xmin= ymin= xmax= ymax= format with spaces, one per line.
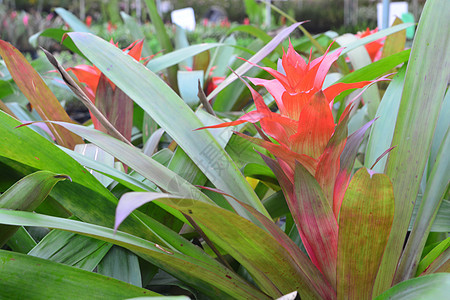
xmin=0 ymin=0 xmax=448 ymax=299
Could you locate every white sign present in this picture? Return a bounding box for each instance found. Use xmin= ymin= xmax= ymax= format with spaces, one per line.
xmin=377 ymin=2 xmax=409 ymax=28
xmin=171 ymin=7 xmax=196 ymax=31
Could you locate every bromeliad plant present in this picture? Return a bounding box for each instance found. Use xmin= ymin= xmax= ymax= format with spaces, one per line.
xmin=0 ymin=0 xmax=449 ymax=299
xmin=195 ymin=41 xmax=391 ymax=295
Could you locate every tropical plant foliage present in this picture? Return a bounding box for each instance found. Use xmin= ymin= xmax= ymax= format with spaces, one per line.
xmin=0 ymin=0 xmax=448 ymax=299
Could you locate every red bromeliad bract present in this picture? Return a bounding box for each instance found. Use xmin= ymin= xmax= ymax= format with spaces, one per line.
xmin=67 ymin=39 xmax=146 ymax=101
xmin=66 ymin=39 xmax=148 ymax=133
xmin=199 ymin=41 xmax=373 ymax=181
xmin=198 ymin=41 xmax=380 ymax=282
xmin=356 ymin=28 xmax=385 ymax=61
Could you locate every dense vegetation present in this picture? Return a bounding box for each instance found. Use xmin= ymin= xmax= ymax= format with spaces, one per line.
xmin=0 ymin=0 xmax=448 ymax=299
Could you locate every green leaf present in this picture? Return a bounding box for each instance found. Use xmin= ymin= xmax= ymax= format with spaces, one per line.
xmin=142 ymin=0 xmax=177 ymax=91
xmin=365 ymin=65 xmax=406 ymax=172
xmin=120 ymin=12 xmax=153 ymax=57
xmin=59 ymin=146 xmax=154 ymax=192
xmin=6 ymin=227 xmax=36 ymax=253
xmin=374 ymin=0 xmax=450 ymax=293
xmin=147 ymin=43 xmax=222 ymax=73
xmin=416 ymin=237 xmax=450 ymax=276
xmin=98 ymin=246 xmax=142 ymax=287
xmin=66 ymin=33 xmax=269 ymax=218
xmin=335 ymin=49 xmax=410 ymax=118
xmin=29 ymin=228 xmax=112 ymax=271
xmin=0 ymin=111 xmax=168 ymax=245
xmin=0 ymin=79 xmax=15 ymax=98
xmin=429 ymin=88 xmax=450 ymax=176
xmin=0 ymin=210 xmax=270 ymax=299
xmin=0 ymin=171 xmax=69 ymax=247
xmin=0 ymin=249 xmax=158 ymax=299
xmin=156 ymin=196 xmax=322 ymax=299
xmin=0 ymin=40 xmax=84 ymax=149
xmin=420 ymin=247 xmax=450 ymax=276
xmin=54 ymin=7 xmax=92 ymax=33
xmin=337 ymin=168 xmax=395 ymax=300
xmin=51 ymin=121 xmax=211 ymax=204
xmin=395 ymin=128 xmax=450 ymax=281
xmin=375 ymin=273 xmax=450 ymax=300
xmin=28 ymin=28 xmax=81 ymax=55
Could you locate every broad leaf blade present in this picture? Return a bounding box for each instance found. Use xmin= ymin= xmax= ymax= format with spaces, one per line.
xmin=98 ymin=246 xmax=142 ymax=287
xmin=375 ymin=1 xmax=450 ymax=293
xmin=337 ymin=168 xmax=395 ymax=300
xmin=395 ymin=128 xmax=450 ymax=281
xmin=0 ymin=210 xmax=270 ymax=300
xmin=0 ymin=249 xmax=157 ymax=299
xmin=0 ymin=111 xmax=168 ymax=245
xmin=294 ymin=163 xmax=338 ymax=290
xmin=0 ymin=40 xmax=84 ymax=149
xmin=375 ymin=273 xmax=450 ymax=300
xmin=0 ymin=171 xmax=69 ymax=247
xmin=157 ymin=196 xmax=322 ymax=299
xmin=67 ymin=33 xmax=269 ymax=218
xmin=55 ymin=7 xmax=92 ymax=33
xmin=365 ymin=66 xmax=406 ymax=172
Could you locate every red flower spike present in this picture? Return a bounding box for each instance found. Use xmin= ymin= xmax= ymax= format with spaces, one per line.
xmin=289 ymin=91 xmax=335 ymax=159
xmin=356 ymin=28 xmax=385 ymax=62
xmin=65 ymin=39 xmax=147 ymax=131
xmin=66 ymin=65 xmax=101 ymax=100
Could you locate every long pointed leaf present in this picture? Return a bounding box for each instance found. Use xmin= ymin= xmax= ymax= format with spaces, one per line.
xmin=333 ymin=119 xmax=375 ymax=216
xmin=0 ymin=171 xmax=69 ymax=247
xmin=66 ymin=33 xmax=269 ymax=218
xmin=0 ymin=210 xmax=270 ymax=299
xmin=236 ymin=200 xmax=336 ymax=300
xmin=395 ymin=128 xmax=450 ymax=281
xmin=374 ymin=1 xmax=450 ymax=293
xmin=294 ymin=163 xmax=338 ymax=290
xmin=157 ymin=197 xmax=322 ymax=299
xmin=375 ymin=273 xmax=450 ymax=300
xmin=51 ymin=121 xmax=211 ymax=204
xmin=365 ymin=66 xmax=406 ymax=172
xmin=0 ymin=111 xmax=169 ymax=245
xmin=0 ymin=40 xmax=84 ymax=149
xmin=0 ymin=249 xmax=156 ymax=299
